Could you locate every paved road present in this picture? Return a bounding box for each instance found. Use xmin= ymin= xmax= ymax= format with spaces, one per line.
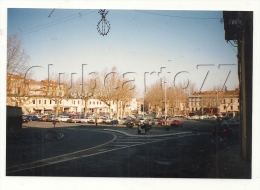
xmin=6 ymin=119 xmax=243 ymax=177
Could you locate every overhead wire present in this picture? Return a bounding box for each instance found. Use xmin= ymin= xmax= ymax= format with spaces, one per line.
xmin=135 ymin=10 xmax=222 ymax=20
xmin=13 ymin=9 xmax=223 ymax=37
xmin=14 ymin=9 xmax=96 ymax=37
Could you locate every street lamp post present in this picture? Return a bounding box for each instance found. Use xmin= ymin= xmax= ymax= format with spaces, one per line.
xmin=217 ymin=90 xmax=219 ymax=115
xmin=82 ymin=64 xmax=87 ymax=116
xmin=56 ymin=73 xmax=64 ymax=115
xmin=68 ymin=72 xmax=77 ymax=90
xmin=82 ymin=64 xmax=87 ymax=94
xmin=143 ymin=72 xmax=149 ymax=118
xmin=48 ymin=64 xmax=53 ymax=96
xmin=58 ymin=73 xmax=64 ymax=91
xmin=164 ymin=81 xmax=167 ymax=121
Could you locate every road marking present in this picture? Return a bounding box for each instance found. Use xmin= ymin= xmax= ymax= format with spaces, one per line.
xmin=116 ymin=138 xmax=154 ymax=141
xmin=112 ymin=142 xmax=144 ymax=144
xmin=6 ymin=131 xmax=196 ymax=174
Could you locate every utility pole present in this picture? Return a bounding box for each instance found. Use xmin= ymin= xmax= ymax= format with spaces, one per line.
xmin=164 ymin=81 xmax=167 ymax=121
xmin=48 ymin=64 xmax=53 ymax=96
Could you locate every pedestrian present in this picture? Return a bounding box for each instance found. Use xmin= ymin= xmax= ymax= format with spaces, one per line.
xmin=52 ymin=120 xmax=56 ymax=128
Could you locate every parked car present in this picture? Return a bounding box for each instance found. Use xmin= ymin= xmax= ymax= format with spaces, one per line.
xmin=125 ymin=119 xmax=135 ymax=127
xmin=28 ymin=115 xmax=40 ymax=121
xmin=212 ymin=123 xmax=232 ymax=136
xmin=208 ymin=115 xmax=217 ymax=119
xmin=170 ymin=120 xmax=183 ymax=127
xmin=57 ymin=115 xmax=70 ymax=122
xmin=77 ymin=117 xmax=91 ymax=123
xmin=156 ymin=119 xmax=169 ymax=126
xmin=22 ymin=116 xmax=29 ymax=123
xmin=66 ymin=118 xmax=77 ymax=123
xmin=132 ymin=119 xmax=143 ymax=126
xmin=46 ymin=115 xmax=58 ymax=122
xmin=88 ymin=117 xmax=95 ymax=123
xmin=104 ymin=118 xmax=112 ymax=124
xmin=88 ymin=117 xmax=103 ymax=124
xmin=39 ymin=115 xmax=48 ymax=122
xmin=109 ymin=119 xmax=119 ymax=125
xmin=191 ymin=115 xmax=200 ymax=119
xmin=152 ymin=119 xmax=159 ymax=126
xmin=222 ymin=119 xmax=239 ymax=128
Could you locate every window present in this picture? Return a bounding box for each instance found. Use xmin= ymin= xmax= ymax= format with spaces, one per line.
xmin=78 ymin=100 xmax=79 ymax=104
xmin=231 ymin=99 xmax=233 ymax=103
xmin=231 ymin=106 xmax=233 ymax=110
xmin=50 ymin=100 xmax=52 ymax=104
xmin=93 ymin=101 xmax=95 ymax=105
xmin=224 ymin=106 xmax=226 ymax=109
xmin=39 ymin=100 xmax=41 ymax=104
xmin=90 ymin=101 xmax=91 ymax=104
xmin=32 ymin=100 xmax=35 ymax=104
xmin=44 ymin=100 xmax=46 ymax=104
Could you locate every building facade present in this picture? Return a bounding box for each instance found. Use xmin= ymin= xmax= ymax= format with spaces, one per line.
xmin=223 ymin=11 xmax=253 ymax=162
xmin=6 ymin=74 xmax=138 ymax=117
xmin=188 ymin=88 xmax=240 ymax=117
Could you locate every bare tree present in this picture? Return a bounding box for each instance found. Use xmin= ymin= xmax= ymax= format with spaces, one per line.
xmin=145 ymin=79 xmax=191 ymax=116
xmin=7 ymin=35 xmax=30 ymax=75
xmin=145 ymin=80 xmax=164 ymax=116
xmin=7 ymin=35 xmax=30 ymax=107
xmin=95 ymin=67 xmax=136 ymax=119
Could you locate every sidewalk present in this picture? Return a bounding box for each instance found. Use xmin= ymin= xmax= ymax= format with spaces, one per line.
xmin=208 ymin=144 xmax=251 ymax=178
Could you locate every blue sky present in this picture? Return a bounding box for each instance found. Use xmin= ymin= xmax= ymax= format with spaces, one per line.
xmin=7 ymin=9 xmax=239 ymax=95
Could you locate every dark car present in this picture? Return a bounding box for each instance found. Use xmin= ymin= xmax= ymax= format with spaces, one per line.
xmin=27 ymin=115 xmax=40 ymax=121
xmin=212 ymin=123 xmax=232 ymax=136
xmin=110 ymin=119 xmax=119 ymax=125
xmin=125 ymin=119 xmax=135 ymax=128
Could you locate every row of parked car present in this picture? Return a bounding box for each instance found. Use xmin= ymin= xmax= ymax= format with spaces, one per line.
xmin=124 ymin=117 xmax=184 ymax=127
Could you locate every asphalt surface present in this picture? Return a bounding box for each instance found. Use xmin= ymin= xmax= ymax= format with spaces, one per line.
xmin=6 ymin=120 xmax=251 ymax=178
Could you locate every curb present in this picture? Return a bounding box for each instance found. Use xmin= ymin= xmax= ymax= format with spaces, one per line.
xmin=103 ymin=129 xmax=192 ymax=138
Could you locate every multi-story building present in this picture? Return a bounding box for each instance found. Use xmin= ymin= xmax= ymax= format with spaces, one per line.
xmin=6 ymin=73 xmax=138 ymax=116
xmin=188 ymin=88 xmax=239 ymax=117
